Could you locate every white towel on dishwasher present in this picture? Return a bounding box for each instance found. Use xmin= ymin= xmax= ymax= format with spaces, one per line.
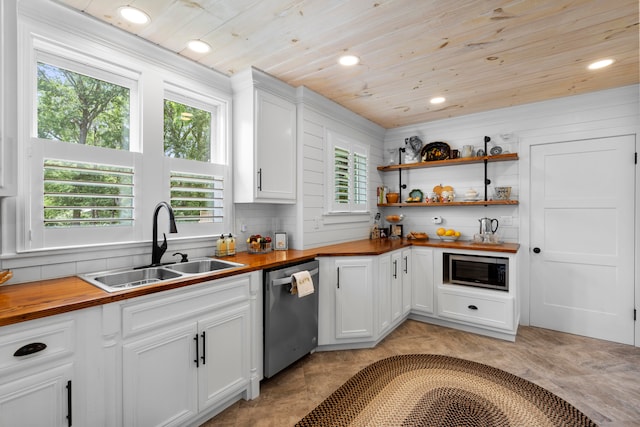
xmin=291 ymin=270 xmax=314 ymax=297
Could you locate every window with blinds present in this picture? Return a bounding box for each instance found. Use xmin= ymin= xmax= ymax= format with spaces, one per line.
xmin=328 ymin=130 xmax=369 ymax=213
xmin=43 ymin=159 xmax=134 ymax=227
xmin=170 ymin=171 xmax=223 ymax=223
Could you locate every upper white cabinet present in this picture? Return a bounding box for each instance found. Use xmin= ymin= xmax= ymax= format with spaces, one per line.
xmin=231 ymin=67 xmax=297 ymax=203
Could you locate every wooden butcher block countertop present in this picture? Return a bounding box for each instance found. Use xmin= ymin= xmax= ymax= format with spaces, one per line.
xmin=0 ymin=239 xmax=518 ymax=327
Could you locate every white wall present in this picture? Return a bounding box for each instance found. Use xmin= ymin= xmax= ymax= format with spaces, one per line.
xmin=385 ymin=84 xmax=640 ymax=326
xmin=296 ymin=87 xmax=386 ymax=249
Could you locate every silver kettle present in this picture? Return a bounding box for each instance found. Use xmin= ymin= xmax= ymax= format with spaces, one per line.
xmin=479 ymin=217 xmax=499 ymax=235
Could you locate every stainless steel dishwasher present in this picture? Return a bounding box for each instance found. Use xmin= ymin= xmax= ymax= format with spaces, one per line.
xmin=263 ymin=259 xmax=319 ymax=378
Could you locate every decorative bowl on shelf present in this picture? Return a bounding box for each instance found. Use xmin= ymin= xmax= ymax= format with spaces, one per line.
xmin=406 ymin=189 xmax=423 ymax=203
xmin=385 ymin=214 xmax=404 ymax=224
xmin=407 ymin=231 xmax=428 ymax=240
xmin=386 ymin=192 xmax=400 ymax=203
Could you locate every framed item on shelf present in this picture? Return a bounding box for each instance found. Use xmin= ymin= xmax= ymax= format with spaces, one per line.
xmin=274 ymin=232 xmax=288 ymax=250
xmin=391 ymin=224 xmax=403 ymax=238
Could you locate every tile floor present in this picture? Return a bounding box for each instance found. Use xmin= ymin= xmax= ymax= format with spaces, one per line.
xmin=201 ymin=320 xmax=640 ymax=427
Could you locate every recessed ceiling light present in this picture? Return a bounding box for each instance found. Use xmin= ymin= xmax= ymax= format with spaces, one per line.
xmin=587 ymin=59 xmax=614 ymax=70
xmin=118 ymin=6 xmax=150 ymax=25
xmin=187 ymin=40 xmax=211 ymax=53
xmin=338 ymin=55 xmax=360 ymax=66
xmin=430 ymin=97 xmax=446 ymax=104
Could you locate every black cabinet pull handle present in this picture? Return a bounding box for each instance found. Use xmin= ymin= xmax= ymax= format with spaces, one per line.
xmin=533 ymin=247 xmax=541 ymax=253
xmin=468 ymin=305 xmax=478 ymax=310
xmin=404 ymin=256 xmax=408 ymax=274
xmin=257 ymin=168 xmax=262 ymax=191
xmin=66 ymin=380 xmax=72 ymax=426
xmin=336 ymin=267 xmax=340 ymax=289
xmin=194 ymin=334 xmax=199 ymax=367
xmin=14 ymin=342 xmax=47 ymax=357
xmin=393 ymin=260 xmax=397 ymax=279
xmin=201 ymin=331 xmax=206 ymax=365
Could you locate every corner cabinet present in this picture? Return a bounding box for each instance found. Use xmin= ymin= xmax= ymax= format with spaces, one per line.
xmin=231 ymin=67 xmax=297 ymax=203
xmin=377 ymin=153 xmax=519 ymax=207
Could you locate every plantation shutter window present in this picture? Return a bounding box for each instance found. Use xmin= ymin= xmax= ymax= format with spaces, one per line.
xmin=44 ymin=159 xmax=134 ymax=227
xmin=327 ymin=130 xmax=369 ymax=214
xmin=170 ymin=172 xmax=223 ymax=224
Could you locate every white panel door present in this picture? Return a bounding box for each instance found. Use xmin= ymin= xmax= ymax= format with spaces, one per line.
xmin=335 ymin=258 xmax=374 ymax=339
xmin=530 ymin=135 xmax=635 ymax=344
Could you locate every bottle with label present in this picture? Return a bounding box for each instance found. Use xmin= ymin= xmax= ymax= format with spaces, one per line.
xmin=226 ymin=233 xmax=236 ymax=256
xmin=216 ymin=234 xmax=227 ymax=257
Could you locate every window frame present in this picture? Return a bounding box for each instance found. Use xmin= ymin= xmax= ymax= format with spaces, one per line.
xmin=15 ymin=22 xmax=232 ymax=253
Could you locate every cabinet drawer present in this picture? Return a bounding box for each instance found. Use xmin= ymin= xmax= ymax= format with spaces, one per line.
xmin=0 ymin=317 xmax=75 ymax=375
xmin=438 ymin=290 xmax=514 ymax=330
xmin=122 ymin=274 xmax=251 ymax=338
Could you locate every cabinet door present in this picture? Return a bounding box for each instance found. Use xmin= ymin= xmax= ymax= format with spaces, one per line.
xmin=401 ymin=248 xmax=412 ymax=315
xmin=255 ymin=90 xmax=296 ymax=201
xmin=335 ymin=258 xmax=373 ymax=339
xmin=412 ymin=248 xmax=434 ymax=314
xmin=0 ymin=363 xmax=73 ymax=427
xmin=122 ymin=323 xmax=198 ymax=427
xmin=198 ymin=303 xmax=250 ymax=411
xmin=390 ymin=251 xmax=403 ymax=323
xmin=378 ymin=253 xmax=391 ymax=334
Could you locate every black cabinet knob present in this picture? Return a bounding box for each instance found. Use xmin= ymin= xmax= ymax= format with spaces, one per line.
xmin=533 ymin=247 xmax=541 ymax=253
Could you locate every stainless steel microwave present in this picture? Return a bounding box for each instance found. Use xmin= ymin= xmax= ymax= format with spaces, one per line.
xmin=447 ymin=254 xmax=509 ymax=291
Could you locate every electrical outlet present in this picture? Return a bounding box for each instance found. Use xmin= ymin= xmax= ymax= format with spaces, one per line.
xmin=500 ymin=216 xmax=513 ymax=226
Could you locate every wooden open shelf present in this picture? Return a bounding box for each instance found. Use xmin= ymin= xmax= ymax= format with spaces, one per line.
xmin=377 ymin=153 xmax=518 ymax=172
xmin=378 ymin=200 xmax=518 ymax=207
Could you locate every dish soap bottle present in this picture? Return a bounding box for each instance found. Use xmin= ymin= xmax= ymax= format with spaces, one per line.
xmin=226 ymin=233 xmax=236 ymax=256
xmin=216 ymin=234 xmax=227 ymax=257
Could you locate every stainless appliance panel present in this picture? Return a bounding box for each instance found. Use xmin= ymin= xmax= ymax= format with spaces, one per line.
xmin=264 ymin=259 xmax=319 ymax=378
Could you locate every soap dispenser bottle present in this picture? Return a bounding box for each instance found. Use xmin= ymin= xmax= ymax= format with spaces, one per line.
xmin=216 ymin=234 xmax=227 ymax=257
xmin=226 ymin=234 xmax=236 ymax=256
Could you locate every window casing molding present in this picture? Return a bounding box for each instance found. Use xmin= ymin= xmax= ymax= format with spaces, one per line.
xmin=11 ymin=7 xmax=233 ymax=255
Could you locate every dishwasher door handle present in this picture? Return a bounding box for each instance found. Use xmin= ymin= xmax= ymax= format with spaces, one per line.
xmin=271 ymin=268 xmax=319 ymax=287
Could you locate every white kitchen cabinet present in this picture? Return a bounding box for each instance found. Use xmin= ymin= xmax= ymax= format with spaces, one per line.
xmin=119 ymin=273 xmax=253 ymax=427
xmin=318 ymin=257 xmax=374 ymax=346
xmin=401 ymin=248 xmax=412 ymax=315
xmin=0 ymin=308 xmax=101 ymax=427
xmin=411 ymin=247 xmax=435 ymax=315
xmin=232 ymin=67 xmax=297 ymax=203
xmin=390 ymin=250 xmax=403 ymax=324
xmin=377 ymin=252 xmax=392 ymax=335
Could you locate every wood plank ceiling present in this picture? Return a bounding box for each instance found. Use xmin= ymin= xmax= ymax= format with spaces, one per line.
xmin=54 ymin=0 xmax=639 ymax=129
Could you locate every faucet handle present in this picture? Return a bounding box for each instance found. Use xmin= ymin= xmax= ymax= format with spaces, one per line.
xmin=173 ymin=252 xmax=189 ymax=262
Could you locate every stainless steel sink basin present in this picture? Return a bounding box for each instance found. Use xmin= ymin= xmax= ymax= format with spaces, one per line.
xmin=165 ymin=259 xmax=244 ymax=274
xmin=79 ymin=258 xmax=245 ymax=292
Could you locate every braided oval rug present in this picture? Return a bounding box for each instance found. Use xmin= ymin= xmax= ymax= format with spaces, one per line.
xmin=296 ymin=354 xmax=597 ymax=427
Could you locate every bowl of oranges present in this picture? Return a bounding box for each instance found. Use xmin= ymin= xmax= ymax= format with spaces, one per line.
xmin=436 ymin=228 xmax=461 ymax=242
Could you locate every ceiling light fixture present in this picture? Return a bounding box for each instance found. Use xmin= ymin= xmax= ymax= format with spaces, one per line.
xmin=430 ymin=97 xmax=446 ymax=104
xmin=187 ymin=40 xmax=211 ymax=53
xmin=118 ymin=6 xmax=150 ymax=25
xmin=587 ymin=59 xmax=614 ymax=70
xmin=338 ymin=55 xmax=360 ymax=66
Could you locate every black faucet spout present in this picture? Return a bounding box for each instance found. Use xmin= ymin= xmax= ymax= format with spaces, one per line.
xmin=152 ymin=202 xmax=178 ymax=265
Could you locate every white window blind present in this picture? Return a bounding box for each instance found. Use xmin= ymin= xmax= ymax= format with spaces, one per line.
xmin=43 ymin=159 xmax=134 ymax=227
xmin=170 ymin=171 xmax=223 ymax=223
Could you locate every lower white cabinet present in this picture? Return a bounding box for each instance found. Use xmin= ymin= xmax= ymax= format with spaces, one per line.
xmin=0 ymin=308 xmax=101 ymax=427
xmin=379 ymin=249 xmax=411 ymax=336
xmin=411 ymin=247 xmax=434 ymax=315
xmin=437 ymin=288 xmax=514 ymax=330
xmin=319 ymin=257 xmax=374 ymax=345
xmin=118 ymin=273 xmax=253 ymax=427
